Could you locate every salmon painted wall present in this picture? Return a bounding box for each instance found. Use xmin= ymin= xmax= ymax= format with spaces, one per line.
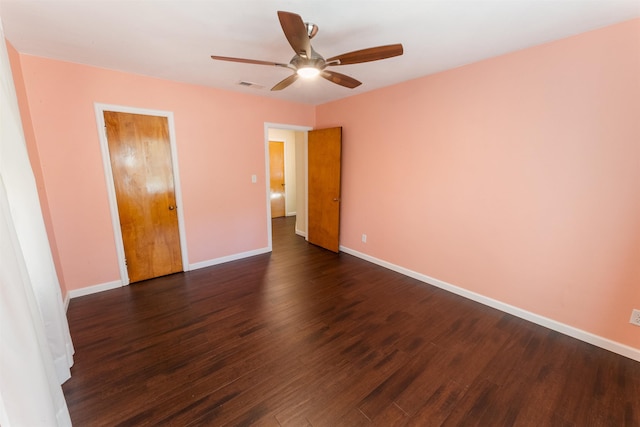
xmin=316 ymin=19 xmax=640 ymax=349
xmin=13 ymin=55 xmax=314 ymax=292
xmin=6 ymin=41 xmax=68 ymax=295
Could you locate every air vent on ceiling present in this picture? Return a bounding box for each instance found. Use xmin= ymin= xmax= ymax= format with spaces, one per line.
xmin=237 ymin=81 xmax=265 ymax=90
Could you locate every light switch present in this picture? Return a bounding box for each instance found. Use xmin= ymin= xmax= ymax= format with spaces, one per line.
xmin=251 ymin=174 xmax=257 ymax=183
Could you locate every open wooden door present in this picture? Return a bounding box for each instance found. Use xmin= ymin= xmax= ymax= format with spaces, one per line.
xmin=104 ymin=111 xmax=183 ymax=283
xmin=308 ymin=127 xmax=342 ymax=252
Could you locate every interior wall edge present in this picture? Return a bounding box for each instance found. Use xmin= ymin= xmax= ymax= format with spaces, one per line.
xmin=67 ymin=280 xmax=123 ymax=300
xmin=340 ymin=245 xmax=640 ymax=362
xmin=188 ymin=246 xmax=271 ymax=272
xmin=67 ymin=246 xmax=276 ymax=300
xmin=5 ymin=40 xmax=68 ymax=295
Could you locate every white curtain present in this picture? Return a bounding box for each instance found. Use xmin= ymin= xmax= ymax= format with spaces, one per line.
xmin=0 ymin=19 xmax=74 ymax=427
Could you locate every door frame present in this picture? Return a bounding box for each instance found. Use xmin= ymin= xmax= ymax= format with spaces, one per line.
xmin=95 ymin=103 xmax=189 ymax=285
xmin=264 ymin=123 xmax=312 ymax=251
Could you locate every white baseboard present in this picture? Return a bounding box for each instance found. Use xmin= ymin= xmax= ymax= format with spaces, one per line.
xmin=339 ymin=245 xmax=640 ymax=362
xmin=63 ymin=293 xmax=70 ymax=312
xmin=295 ymin=229 xmax=307 ymax=238
xmin=66 ymin=248 xmax=272 ymax=299
xmin=188 ymin=247 xmax=271 ymax=271
xmin=68 ymin=280 xmax=123 ymax=299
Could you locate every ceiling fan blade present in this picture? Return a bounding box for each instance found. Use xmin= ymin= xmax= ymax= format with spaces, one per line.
xmin=321 ymin=70 xmax=362 ymax=89
xmin=211 ymin=55 xmax=290 ymax=68
xmin=326 ymin=44 xmax=404 ymax=65
xmin=271 ymin=73 xmax=299 ymax=91
xmin=277 ymin=11 xmax=311 ymax=58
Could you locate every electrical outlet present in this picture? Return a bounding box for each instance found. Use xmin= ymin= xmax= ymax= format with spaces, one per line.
xmin=630 ymin=309 xmax=640 ymax=326
xmin=361 ymin=234 xmax=367 ymax=243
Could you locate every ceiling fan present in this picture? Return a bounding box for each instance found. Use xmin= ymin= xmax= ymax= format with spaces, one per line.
xmin=211 ymin=11 xmax=404 ymax=91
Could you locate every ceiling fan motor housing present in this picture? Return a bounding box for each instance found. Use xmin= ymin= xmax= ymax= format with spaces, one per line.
xmin=290 ymin=50 xmax=326 ymax=71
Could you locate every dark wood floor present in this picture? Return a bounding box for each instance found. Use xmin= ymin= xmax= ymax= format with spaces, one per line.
xmin=63 ymin=216 xmax=640 ymax=426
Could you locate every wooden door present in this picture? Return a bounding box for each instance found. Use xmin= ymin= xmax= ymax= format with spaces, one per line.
xmin=104 ymin=111 xmax=183 ymax=283
xmin=269 ymin=141 xmax=286 ymax=218
xmin=308 ymin=127 xmax=342 ymax=252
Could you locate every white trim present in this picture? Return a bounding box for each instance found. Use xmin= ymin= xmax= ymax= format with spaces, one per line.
xmin=94 ymin=105 xmax=129 ymax=284
xmin=295 ymin=229 xmax=307 ymax=238
xmin=67 ymin=248 xmax=271 ymax=298
xmin=264 ymin=123 xmax=312 ymax=250
xmin=188 ymin=247 xmax=271 ymax=270
xmin=94 ymin=103 xmax=190 ymax=287
xmin=65 ymin=248 xmax=271 ymax=300
xmin=284 ymin=139 xmax=295 ymax=216
xmin=303 ymin=131 xmax=309 ymax=241
xmin=68 ymin=280 xmax=123 ymax=299
xmin=264 ymin=123 xmax=314 ymax=132
xmin=340 ymin=245 xmax=640 ymax=362
xmin=263 ymin=128 xmax=273 ymax=251
xmin=166 ymin=111 xmax=190 ymax=272
xmin=63 ymin=293 xmax=70 ymax=312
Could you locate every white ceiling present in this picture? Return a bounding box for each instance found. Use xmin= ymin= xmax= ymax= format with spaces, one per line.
xmin=1 ymin=0 xmax=639 ymax=105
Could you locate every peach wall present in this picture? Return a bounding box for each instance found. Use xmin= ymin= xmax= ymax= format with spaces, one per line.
xmin=317 ymin=19 xmax=640 ymax=349
xmin=15 ymin=55 xmax=314 ymax=291
xmin=6 ymin=41 xmax=68 ymax=295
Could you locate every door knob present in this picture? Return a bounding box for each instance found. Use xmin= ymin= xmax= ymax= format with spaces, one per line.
xmin=333 ymin=198 xmax=340 ymax=202
xmin=168 ymin=205 xmax=175 ymax=210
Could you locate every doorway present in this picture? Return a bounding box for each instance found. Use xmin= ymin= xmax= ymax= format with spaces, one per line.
xmin=265 ymin=125 xmax=310 ymax=249
xmin=269 ymin=141 xmax=286 ymax=218
xmin=96 ymin=104 xmax=189 ymax=285
xmin=264 ymin=124 xmax=342 ymax=253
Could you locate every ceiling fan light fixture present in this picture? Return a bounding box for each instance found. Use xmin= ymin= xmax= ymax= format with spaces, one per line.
xmin=211 ymin=11 xmax=403 ymax=91
xmin=297 ymin=66 xmax=320 ymax=78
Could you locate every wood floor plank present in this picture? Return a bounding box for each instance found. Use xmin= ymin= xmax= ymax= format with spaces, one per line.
xmin=405 ymin=380 xmax=468 ymax=427
xmin=63 ymin=216 xmax=640 ymax=426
